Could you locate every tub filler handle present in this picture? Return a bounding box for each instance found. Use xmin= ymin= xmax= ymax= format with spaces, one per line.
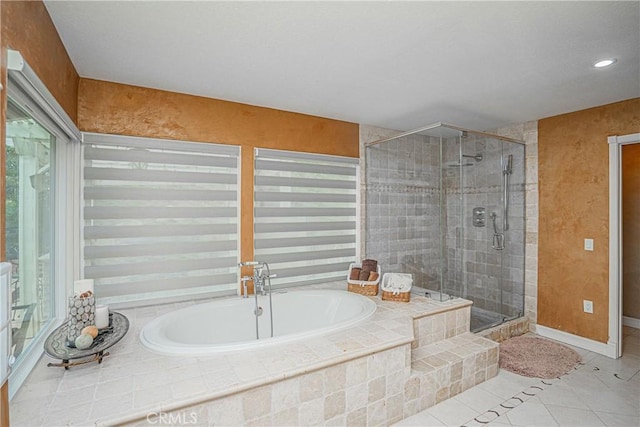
xmin=240 ymin=276 xmax=252 ymax=298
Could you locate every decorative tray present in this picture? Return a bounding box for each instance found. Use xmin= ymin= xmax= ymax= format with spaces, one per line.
xmin=44 ymin=312 xmax=129 ymax=369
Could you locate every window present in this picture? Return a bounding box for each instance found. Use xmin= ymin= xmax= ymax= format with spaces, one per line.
xmin=5 ymin=98 xmax=56 ymax=361
xmin=6 ymin=48 xmax=81 ymax=398
xmin=254 ymin=149 xmax=358 ymax=287
xmin=82 ymin=134 xmax=240 ymax=306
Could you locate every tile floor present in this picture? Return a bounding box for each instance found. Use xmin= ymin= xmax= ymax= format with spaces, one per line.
xmin=396 ymin=326 xmax=640 ymax=426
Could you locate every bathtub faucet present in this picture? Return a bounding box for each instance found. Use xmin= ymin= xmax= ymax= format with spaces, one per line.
xmin=253 ymin=267 xmax=278 ymax=296
xmin=238 ymin=261 xmax=277 ymax=296
xmin=238 ymin=261 xmax=276 ymax=339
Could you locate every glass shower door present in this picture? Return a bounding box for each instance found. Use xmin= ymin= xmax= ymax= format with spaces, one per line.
xmin=459 ymin=135 xmax=526 ymax=331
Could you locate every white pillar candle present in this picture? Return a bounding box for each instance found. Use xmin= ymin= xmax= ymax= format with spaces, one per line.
xmin=74 ymin=279 xmax=94 ymax=296
xmin=95 ymin=305 xmax=109 ymax=329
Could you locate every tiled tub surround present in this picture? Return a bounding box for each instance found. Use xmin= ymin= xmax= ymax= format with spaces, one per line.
xmin=10 ymin=283 xmax=498 ymax=426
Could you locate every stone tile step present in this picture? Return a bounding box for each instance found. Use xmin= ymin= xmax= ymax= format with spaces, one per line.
xmin=406 ymin=332 xmax=500 ymax=410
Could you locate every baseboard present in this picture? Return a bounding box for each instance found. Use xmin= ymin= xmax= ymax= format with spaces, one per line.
xmin=623 ymin=316 xmax=640 ymax=329
xmin=535 ymin=324 xmax=617 ymax=358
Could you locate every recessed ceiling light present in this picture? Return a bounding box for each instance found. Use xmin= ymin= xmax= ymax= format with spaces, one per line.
xmin=594 ymin=58 xmax=617 ymax=68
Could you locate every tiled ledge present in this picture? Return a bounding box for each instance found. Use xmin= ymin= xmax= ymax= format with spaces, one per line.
xmin=477 ymin=316 xmax=530 ymax=343
xmin=10 ymin=282 xmax=472 ymax=426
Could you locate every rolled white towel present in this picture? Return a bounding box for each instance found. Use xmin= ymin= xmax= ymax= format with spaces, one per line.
xmin=382 ymin=273 xmax=413 ymax=295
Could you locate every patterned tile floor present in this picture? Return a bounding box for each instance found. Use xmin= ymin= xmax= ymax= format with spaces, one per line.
xmin=396 ymin=326 xmax=640 ymax=426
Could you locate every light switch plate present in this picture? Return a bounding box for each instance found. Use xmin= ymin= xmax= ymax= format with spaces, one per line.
xmin=584 ymin=238 xmax=594 ymax=251
xmin=583 ymin=300 xmax=594 ymax=314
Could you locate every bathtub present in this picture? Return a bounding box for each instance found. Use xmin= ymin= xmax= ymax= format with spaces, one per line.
xmin=139 ymin=289 xmax=377 ymax=355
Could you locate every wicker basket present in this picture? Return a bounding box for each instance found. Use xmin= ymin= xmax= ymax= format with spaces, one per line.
xmin=347 ymin=263 xmax=381 ymax=296
xmin=381 ymin=290 xmax=410 ymax=302
xmin=380 ymin=273 xmax=412 ymax=302
xmin=348 ymin=282 xmax=379 ymax=296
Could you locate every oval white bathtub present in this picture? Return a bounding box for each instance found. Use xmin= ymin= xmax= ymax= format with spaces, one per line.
xmin=139 ymin=289 xmax=377 ymax=355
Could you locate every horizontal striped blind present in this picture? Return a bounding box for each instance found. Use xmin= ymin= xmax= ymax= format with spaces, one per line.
xmin=83 ymin=133 xmax=239 ymax=305
xmin=254 ymin=148 xmax=358 ymax=287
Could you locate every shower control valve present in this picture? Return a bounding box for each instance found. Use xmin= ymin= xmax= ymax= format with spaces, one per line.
xmin=472 ymin=207 xmax=486 ymax=227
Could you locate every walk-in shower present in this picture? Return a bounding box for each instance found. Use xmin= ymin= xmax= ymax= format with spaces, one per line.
xmin=364 ymin=122 xmax=525 ymax=332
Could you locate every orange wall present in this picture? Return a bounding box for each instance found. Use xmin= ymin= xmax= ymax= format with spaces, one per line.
xmin=538 ymin=98 xmax=640 ymax=343
xmin=1 ymin=0 xmax=79 ymax=121
xmin=622 ymin=143 xmax=640 ymax=319
xmin=77 ymin=78 xmax=359 ymax=280
xmin=77 ymin=78 xmax=358 ymax=156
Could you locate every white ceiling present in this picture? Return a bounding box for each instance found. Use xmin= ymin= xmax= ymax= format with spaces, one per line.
xmin=44 ymin=1 xmax=639 ymax=132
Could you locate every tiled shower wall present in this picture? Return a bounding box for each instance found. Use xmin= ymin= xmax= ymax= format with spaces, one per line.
xmin=360 ymin=126 xmax=442 ymax=290
xmin=359 ymin=122 xmax=539 ymax=328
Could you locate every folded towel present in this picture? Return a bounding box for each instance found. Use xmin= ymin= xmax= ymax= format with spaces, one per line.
xmin=349 ymin=268 xmax=362 ymax=281
xmin=358 ymin=270 xmax=370 ymax=281
xmin=368 ymin=271 xmax=379 ymax=282
xmin=362 ymin=259 xmax=378 ymax=272
xmin=382 ymin=273 xmax=413 ymax=294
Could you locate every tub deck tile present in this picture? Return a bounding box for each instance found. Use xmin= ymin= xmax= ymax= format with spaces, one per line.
xmin=9 ymin=281 xmax=477 ymax=426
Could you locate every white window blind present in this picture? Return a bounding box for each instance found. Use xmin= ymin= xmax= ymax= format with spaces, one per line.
xmin=83 ymin=133 xmax=239 ymax=305
xmin=254 ymin=148 xmax=358 ymax=287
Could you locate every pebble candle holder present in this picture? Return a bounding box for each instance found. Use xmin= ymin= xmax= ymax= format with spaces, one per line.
xmin=67 ymin=295 xmax=96 ymax=344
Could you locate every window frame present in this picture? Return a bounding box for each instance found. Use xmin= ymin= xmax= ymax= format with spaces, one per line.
xmin=5 ymin=53 xmax=81 ymax=399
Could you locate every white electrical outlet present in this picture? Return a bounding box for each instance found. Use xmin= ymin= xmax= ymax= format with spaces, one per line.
xmin=583 ymin=300 xmax=594 ymax=314
xmin=584 ymin=238 xmax=594 ymax=251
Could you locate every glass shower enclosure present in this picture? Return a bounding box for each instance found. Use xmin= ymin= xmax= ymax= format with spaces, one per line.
xmin=364 ymin=123 xmax=525 ymax=332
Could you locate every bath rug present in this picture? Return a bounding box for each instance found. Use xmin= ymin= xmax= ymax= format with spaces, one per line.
xmin=499 ymin=335 xmax=581 ymax=378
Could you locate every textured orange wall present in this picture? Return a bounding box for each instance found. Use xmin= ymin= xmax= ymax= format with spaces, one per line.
xmin=538 ymin=98 xmax=640 ymax=343
xmin=1 ymin=0 xmax=79 ymax=121
xmin=622 ymin=143 xmax=640 ymax=319
xmin=77 ymin=77 xmax=359 ymax=283
xmin=77 ymin=78 xmax=358 ymax=157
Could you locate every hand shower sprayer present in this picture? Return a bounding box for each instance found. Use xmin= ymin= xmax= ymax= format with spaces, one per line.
xmin=504 ymin=154 xmax=513 ymax=175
